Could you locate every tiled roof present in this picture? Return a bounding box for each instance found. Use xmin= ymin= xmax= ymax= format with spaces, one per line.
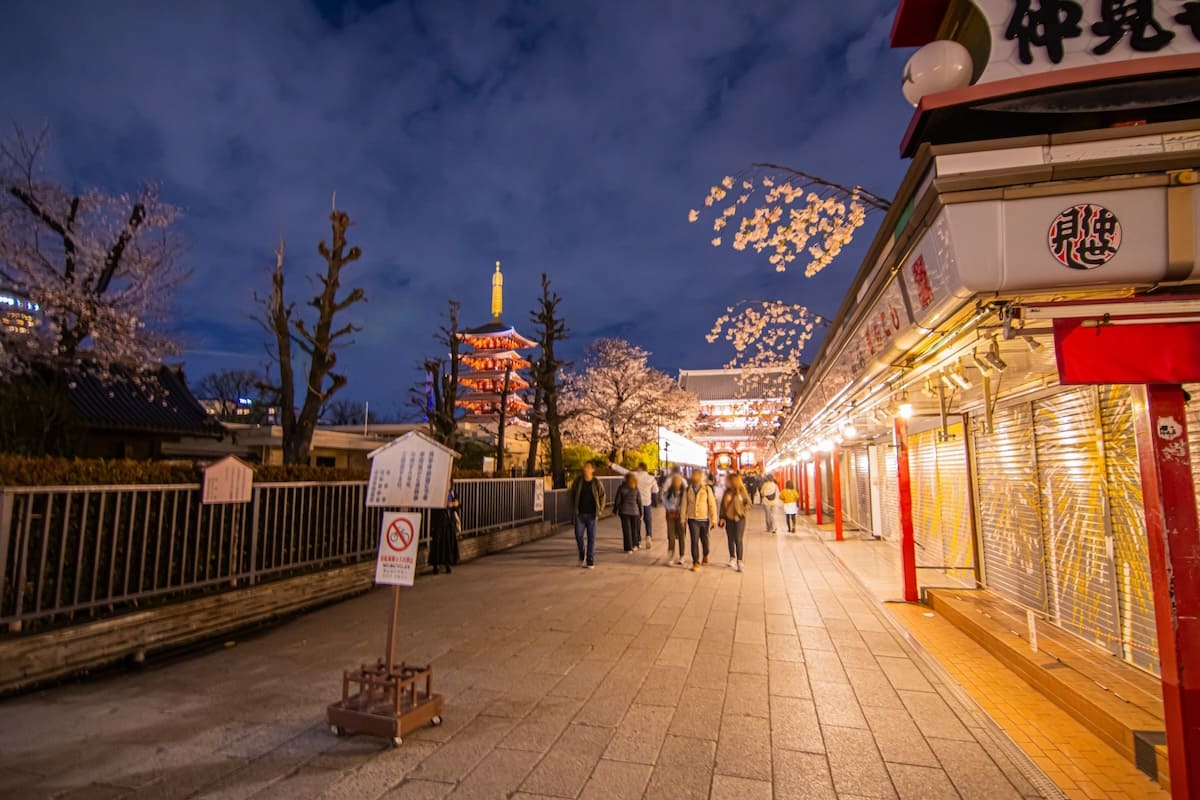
xmin=678 ymin=368 xmax=797 ymax=401
xmin=68 ymin=365 xmax=226 ymax=438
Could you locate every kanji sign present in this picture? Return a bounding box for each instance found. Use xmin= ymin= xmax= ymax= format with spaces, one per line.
xmin=968 ymin=1 xmax=1200 ymax=86
xmin=1048 ymin=204 xmax=1122 ymax=269
xmin=366 ymin=431 xmax=458 ymax=509
xmin=374 ymin=512 xmax=420 ymax=586
xmin=533 ymin=480 xmax=544 ymax=513
xmin=202 ymin=455 xmax=253 ymax=504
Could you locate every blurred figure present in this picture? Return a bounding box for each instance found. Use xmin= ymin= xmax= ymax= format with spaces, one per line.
xmin=719 ymin=474 xmax=752 ymax=572
xmin=681 ymin=469 xmax=718 ymax=571
xmin=662 ymin=471 xmax=688 ymax=566
xmin=614 ymin=473 xmax=643 ymax=553
xmin=570 ymin=462 xmax=606 ymax=568
xmin=760 ymin=474 xmax=780 ymax=534
xmin=781 ymin=480 xmax=800 ymax=533
xmin=633 ymin=461 xmax=657 ymax=547
xmin=429 ymin=489 xmax=460 ymax=575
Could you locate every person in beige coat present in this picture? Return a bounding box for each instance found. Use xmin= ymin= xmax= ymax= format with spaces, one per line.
xmin=681 ymin=470 xmax=719 ymax=571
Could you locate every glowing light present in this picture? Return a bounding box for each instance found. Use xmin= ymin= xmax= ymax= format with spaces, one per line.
xmin=842 ymin=424 xmax=857 ymax=439
xmin=898 ymin=402 xmax=913 ymax=419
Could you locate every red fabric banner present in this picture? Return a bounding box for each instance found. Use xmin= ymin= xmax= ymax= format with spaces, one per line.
xmin=1054 ymin=317 xmax=1200 ymax=384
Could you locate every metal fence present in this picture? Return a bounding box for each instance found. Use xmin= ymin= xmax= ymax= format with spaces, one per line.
xmin=0 ymin=476 xmax=593 ymax=631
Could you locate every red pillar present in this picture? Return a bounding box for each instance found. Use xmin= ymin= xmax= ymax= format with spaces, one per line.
xmin=814 ymin=456 xmax=824 ymax=526
xmin=894 ymin=418 xmax=918 ymax=603
xmin=1133 ymin=384 xmax=1200 ymax=799
xmin=832 ymin=445 xmax=844 ymax=541
xmin=800 ymin=462 xmax=809 ymax=515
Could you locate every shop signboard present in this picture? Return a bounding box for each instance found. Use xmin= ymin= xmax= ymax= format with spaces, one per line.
xmin=970 ymin=1 xmax=1200 ymax=87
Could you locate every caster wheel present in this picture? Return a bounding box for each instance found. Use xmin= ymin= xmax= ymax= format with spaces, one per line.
xmin=391 ymin=736 xmax=403 ymax=748
xmin=431 ymin=715 xmax=443 ymax=727
xmin=330 ymin=725 xmax=346 ymax=737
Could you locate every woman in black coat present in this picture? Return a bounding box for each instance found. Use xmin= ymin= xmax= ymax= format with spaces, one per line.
xmin=614 ymin=473 xmax=643 ymax=553
xmin=428 ymin=489 xmax=460 ymax=574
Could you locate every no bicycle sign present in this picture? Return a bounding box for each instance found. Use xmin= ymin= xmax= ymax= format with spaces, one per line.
xmin=374 ymin=512 xmax=421 ymax=587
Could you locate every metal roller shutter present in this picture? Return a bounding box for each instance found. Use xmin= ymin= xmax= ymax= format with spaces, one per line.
xmin=909 ymin=424 xmax=974 ymax=584
xmin=973 ymin=402 xmax=1047 ymax=612
xmin=820 ymin=454 xmax=834 ymax=517
xmin=1099 ymin=385 xmax=1158 ymax=675
xmin=1033 ymin=388 xmax=1120 ymax=655
xmin=878 ymin=444 xmax=900 ymax=542
xmin=852 ymin=450 xmax=871 ymax=532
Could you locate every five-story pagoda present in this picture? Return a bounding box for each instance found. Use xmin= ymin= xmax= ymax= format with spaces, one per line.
xmin=456 ymin=262 xmax=535 ymax=420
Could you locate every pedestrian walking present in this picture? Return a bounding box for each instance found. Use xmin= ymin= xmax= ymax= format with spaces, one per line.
xmin=428 ymin=489 xmax=460 ymax=574
xmin=719 ymin=473 xmax=752 ymax=572
xmin=570 ymin=462 xmax=606 ymax=568
xmin=662 ymin=471 xmax=688 ymax=566
xmin=760 ymin=474 xmax=780 ymax=534
xmin=681 ymin=470 xmax=718 ymax=571
xmin=744 ymin=474 xmax=760 ymax=505
xmin=634 ymin=462 xmax=657 ymax=547
xmin=781 ymin=480 xmax=800 ymax=533
xmin=614 ymin=473 xmax=643 ymax=553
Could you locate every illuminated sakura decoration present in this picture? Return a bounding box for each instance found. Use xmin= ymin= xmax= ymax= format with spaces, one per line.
xmin=0 ymin=127 xmax=184 ymax=377
xmin=688 ymin=163 xmax=889 ymax=277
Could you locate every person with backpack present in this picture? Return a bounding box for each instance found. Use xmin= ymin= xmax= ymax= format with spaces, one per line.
xmin=760 ymin=474 xmax=780 ymax=534
xmin=680 ymin=469 xmax=718 ymax=571
xmin=719 ymin=473 xmax=752 ymax=572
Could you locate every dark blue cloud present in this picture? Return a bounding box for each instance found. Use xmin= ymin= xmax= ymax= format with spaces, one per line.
xmin=0 ymin=0 xmax=913 ymax=405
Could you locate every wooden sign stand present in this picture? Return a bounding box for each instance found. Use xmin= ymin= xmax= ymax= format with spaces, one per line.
xmin=326 ymin=583 xmax=443 ymax=746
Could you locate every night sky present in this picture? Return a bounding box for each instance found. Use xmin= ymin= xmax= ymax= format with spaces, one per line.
xmin=0 ymin=0 xmax=914 ymax=415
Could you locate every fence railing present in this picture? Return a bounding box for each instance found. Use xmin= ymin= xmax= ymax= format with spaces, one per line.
xmin=0 ymin=475 xmax=599 ymax=632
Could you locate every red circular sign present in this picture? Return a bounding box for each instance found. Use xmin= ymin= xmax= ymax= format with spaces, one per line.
xmin=385 ymin=517 xmax=415 ymax=552
xmin=1047 ymin=203 xmax=1122 ymax=271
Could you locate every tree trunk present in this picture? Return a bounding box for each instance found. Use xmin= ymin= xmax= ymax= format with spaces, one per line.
xmin=496 ymin=365 xmax=512 ymax=474
xmin=525 ymin=378 xmax=544 ymax=477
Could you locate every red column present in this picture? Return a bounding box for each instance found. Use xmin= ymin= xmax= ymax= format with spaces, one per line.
xmin=895 ymin=418 xmax=918 ymax=603
xmin=800 ymin=462 xmax=809 ymax=515
xmin=814 ymin=456 xmax=824 ymax=526
xmin=1133 ymin=384 xmax=1200 ymax=798
xmin=832 ymin=445 xmax=844 ymax=541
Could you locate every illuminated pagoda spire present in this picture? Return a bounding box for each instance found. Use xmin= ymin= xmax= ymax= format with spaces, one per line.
xmin=456 ymin=261 xmax=536 ymax=421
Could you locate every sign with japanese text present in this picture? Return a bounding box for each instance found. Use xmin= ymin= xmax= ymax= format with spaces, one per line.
xmin=202 ymin=455 xmax=253 ymax=505
xmin=533 ymin=480 xmax=544 ymax=513
xmin=374 ymin=512 xmax=420 ymax=586
xmin=366 ymin=431 xmax=457 ymax=509
xmin=1047 ymin=204 xmax=1122 ymax=269
xmin=973 ymin=1 xmax=1200 ymax=85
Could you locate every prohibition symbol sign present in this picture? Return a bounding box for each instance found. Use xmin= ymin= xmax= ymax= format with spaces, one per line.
xmin=385 ymin=517 xmax=415 ymax=552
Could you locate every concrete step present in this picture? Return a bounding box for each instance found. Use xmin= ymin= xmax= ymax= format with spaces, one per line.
xmin=925 ymin=587 xmax=1170 ymax=793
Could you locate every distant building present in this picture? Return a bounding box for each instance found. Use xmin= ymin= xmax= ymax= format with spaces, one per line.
xmin=455 ymin=262 xmax=535 ymax=421
xmin=678 ymin=367 xmax=795 ymax=476
xmin=0 ymin=291 xmax=40 ymax=336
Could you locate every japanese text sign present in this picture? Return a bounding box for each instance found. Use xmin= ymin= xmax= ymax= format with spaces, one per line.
xmin=366 ymin=431 xmax=457 ymax=509
xmin=374 ymin=512 xmax=420 ymax=587
xmin=202 ymin=456 xmax=253 ymax=505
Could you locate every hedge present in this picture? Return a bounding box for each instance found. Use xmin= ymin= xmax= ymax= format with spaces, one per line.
xmin=0 ymin=454 xmax=369 ymax=487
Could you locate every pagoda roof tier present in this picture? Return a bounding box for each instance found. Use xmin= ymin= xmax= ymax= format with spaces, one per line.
xmin=461 ymin=351 xmax=531 ymax=365
xmin=457 ymin=393 xmax=532 ymax=407
xmin=458 ymin=325 xmax=537 ymax=349
xmin=459 ymin=372 xmax=531 ymax=387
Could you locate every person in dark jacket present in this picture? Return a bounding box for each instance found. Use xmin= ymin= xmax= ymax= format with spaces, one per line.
xmin=613 ymin=473 xmax=643 ymax=553
xmin=428 ymin=489 xmax=460 ymax=574
xmin=570 ymin=462 xmax=607 ymax=568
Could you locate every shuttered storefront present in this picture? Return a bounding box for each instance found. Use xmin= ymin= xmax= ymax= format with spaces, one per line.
xmin=1033 ymin=388 xmax=1121 ymax=656
xmin=972 ymin=402 xmax=1046 ymax=611
xmin=852 ymin=449 xmax=871 ymax=532
xmin=1099 ymin=385 xmax=1158 ymax=674
xmin=877 ymin=444 xmax=900 ymax=542
xmin=909 ymin=423 xmax=974 ymax=584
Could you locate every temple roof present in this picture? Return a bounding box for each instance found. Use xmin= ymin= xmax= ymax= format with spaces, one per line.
xmin=460 ymin=321 xmax=536 ymax=348
xmin=68 ymin=364 xmax=226 ymax=438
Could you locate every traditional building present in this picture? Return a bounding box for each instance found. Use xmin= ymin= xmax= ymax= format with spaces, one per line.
xmin=678 ymin=367 xmax=793 ymax=477
xmin=456 ymin=262 xmax=535 ymax=421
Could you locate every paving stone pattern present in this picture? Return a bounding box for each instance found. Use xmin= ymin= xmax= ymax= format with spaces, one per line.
xmin=0 ymin=512 xmax=1048 ymax=799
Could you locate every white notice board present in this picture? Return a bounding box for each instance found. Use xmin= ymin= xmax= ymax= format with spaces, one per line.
xmin=202 ymin=456 xmax=254 ymax=504
xmin=366 ymin=431 xmax=457 ymax=508
xmin=374 ymin=511 xmax=421 ymax=586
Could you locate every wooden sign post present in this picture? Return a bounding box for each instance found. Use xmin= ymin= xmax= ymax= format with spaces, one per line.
xmin=327 ymin=432 xmax=458 ymax=746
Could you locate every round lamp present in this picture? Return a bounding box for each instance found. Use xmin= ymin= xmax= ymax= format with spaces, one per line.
xmin=902 ymin=40 xmax=973 ymax=107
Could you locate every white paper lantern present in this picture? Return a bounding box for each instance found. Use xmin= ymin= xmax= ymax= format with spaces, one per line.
xmin=902 ymin=40 xmax=973 ymax=107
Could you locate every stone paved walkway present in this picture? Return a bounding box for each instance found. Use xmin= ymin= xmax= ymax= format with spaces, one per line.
xmin=0 ymin=512 xmax=1050 ymax=799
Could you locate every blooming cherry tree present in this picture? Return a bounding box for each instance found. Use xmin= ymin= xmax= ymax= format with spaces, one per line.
xmin=689 ymin=163 xmax=888 ymax=277
xmin=0 ymin=128 xmax=184 ymax=377
xmin=562 ymin=338 xmax=698 ymax=463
